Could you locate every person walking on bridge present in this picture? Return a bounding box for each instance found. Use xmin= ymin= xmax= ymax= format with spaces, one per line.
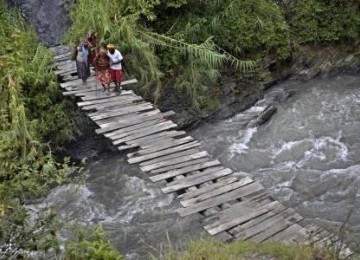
xmin=75 ymin=40 xmax=91 ymax=85
xmin=106 ymin=44 xmax=124 ymax=93
xmin=94 ymin=44 xmax=112 ymax=95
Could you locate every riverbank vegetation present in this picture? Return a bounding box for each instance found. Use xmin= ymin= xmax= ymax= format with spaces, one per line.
xmin=0 ymin=0 xmax=94 ymax=257
xmin=162 ymin=239 xmax=344 ymax=260
xmin=65 ymin=0 xmax=359 ymax=110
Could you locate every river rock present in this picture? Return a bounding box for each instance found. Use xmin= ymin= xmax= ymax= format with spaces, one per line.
xmin=247 ymin=105 xmax=277 ymax=128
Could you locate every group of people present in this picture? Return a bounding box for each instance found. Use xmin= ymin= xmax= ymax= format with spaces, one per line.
xmin=72 ymin=31 xmax=124 ymax=94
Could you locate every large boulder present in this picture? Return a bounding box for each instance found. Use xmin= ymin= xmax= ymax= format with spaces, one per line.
xmin=6 ymin=0 xmax=73 ymax=46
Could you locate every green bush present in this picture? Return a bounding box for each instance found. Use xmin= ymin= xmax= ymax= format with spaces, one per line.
xmin=288 ymin=0 xmax=360 ymax=44
xmin=65 ymin=226 xmax=123 ymax=260
xmin=213 ymin=0 xmax=291 ymax=59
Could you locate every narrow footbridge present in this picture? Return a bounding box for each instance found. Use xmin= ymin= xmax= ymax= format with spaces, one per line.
xmin=51 ymin=45 xmax=353 ymax=256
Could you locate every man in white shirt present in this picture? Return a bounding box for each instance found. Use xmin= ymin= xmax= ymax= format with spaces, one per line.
xmin=107 ymin=44 xmax=124 ymax=93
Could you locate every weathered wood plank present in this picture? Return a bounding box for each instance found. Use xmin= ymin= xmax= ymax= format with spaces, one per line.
xmin=267 ymin=224 xmax=307 ymax=244
xmin=163 ymin=168 xmax=234 ymax=194
xmin=95 ymin=110 xmax=161 ymax=127
xmin=113 ymin=122 xmax=177 ymax=145
xmin=203 ymin=197 xmax=278 ymax=227
xmin=78 ymin=95 xmax=142 ymax=107
xmin=178 ymin=176 xmax=238 ymax=200
xmin=105 ymin=119 xmax=166 ymax=138
xmin=166 ymin=166 xmax=227 ymax=187
xmin=55 ymin=67 xmax=77 ymax=75
xmin=60 ymin=77 xmax=96 ymax=89
xmin=178 ymin=176 xmax=252 ymax=205
xmin=204 ymin=201 xmax=281 ymax=236
xmin=55 ymin=65 xmax=77 ymax=72
xmin=90 ymin=104 xmax=155 ymax=121
xmin=63 ymin=79 xmax=138 ymax=96
xmin=53 ymin=51 xmax=71 ymax=59
xmin=54 ymin=59 xmax=73 ymax=67
xmin=89 ymin=102 xmax=152 ymax=117
xmin=118 ymin=143 xmax=139 ymax=151
xmin=248 ymin=211 xmax=303 ymax=242
xmin=126 ymin=140 xmax=200 ymax=164
xmin=109 ymin=121 xmax=176 ymax=140
xmin=139 ymin=148 xmax=201 ymax=167
xmin=126 ymin=130 xmax=186 ymax=146
xmin=79 ymin=91 xmax=122 ymax=101
xmin=113 ymin=121 xmax=178 ymax=144
xmin=228 ymin=201 xmax=286 ymax=236
xmin=130 ymin=138 xmax=197 ymax=157
xmin=140 ymin=151 xmax=209 ymax=172
xmin=74 ymin=86 xmax=130 ymax=96
xmin=177 ymin=182 xmax=265 ymax=217
xmin=149 ymin=157 xmax=210 ymax=175
xmin=149 ymin=160 xmax=221 ymax=182
xmin=82 ymin=97 xmax=143 ymax=110
xmin=233 ymin=208 xmax=298 ymax=241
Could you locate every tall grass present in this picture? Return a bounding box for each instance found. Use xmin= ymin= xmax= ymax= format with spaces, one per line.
xmin=162 ymin=239 xmax=343 ymax=260
xmin=0 ymin=1 xmax=83 ymax=255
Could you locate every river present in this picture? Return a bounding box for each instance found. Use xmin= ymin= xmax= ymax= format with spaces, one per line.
xmin=34 ymin=74 xmax=360 ymax=258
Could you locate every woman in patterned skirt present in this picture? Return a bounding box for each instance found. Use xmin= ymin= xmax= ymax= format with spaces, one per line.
xmin=94 ymin=45 xmax=112 ymax=95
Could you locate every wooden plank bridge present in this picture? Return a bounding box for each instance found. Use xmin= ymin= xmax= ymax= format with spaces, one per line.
xmin=51 ymin=45 xmax=354 ymax=257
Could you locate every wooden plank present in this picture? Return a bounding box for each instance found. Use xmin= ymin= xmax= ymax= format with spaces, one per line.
xmin=62 ymin=79 xmax=138 ymax=96
xmin=150 ymin=156 xmax=212 ymax=175
xmin=127 ymin=130 xmax=186 ymax=146
xmin=109 ymin=121 xmax=175 ymax=140
xmin=113 ymin=121 xmax=178 ymax=145
xmin=95 ymin=110 xmax=161 ymax=127
xmin=178 ymin=176 xmax=252 ymax=204
xmin=55 ymin=60 xmax=73 ymax=67
xmin=140 ymin=151 xmax=209 ymax=172
xmin=163 ymin=168 xmax=234 ymax=194
xmin=177 ymin=182 xmax=265 ymax=217
xmin=203 ymin=197 xmax=278 ymax=227
xmin=63 ymin=78 xmax=135 ymax=92
xmin=130 ymin=138 xmax=197 ymax=157
xmin=55 ymin=67 xmax=77 ymax=75
xmin=149 ymin=157 xmax=210 ymax=175
xmin=60 ymin=78 xmax=95 ymax=89
xmin=167 ymin=166 xmax=225 ymax=187
xmin=139 ymin=148 xmax=201 ymax=167
xmin=267 ymin=224 xmax=308 ymax=244
xmin=131 ymin=137 xmax=176 ymax=148
xmin=54 ymin=54 xmax=71 ymax=62
xmin=178 ymin=176 xmax=238 ymax=200
xmin=55 ymin=63 xmax=76 ymax=72
xmin=233 ymin=208 xmax=298 ymax=241
xmin=53 ymin=52 xmax=71 ymax=59
xmin=118 ymin=143 xmax=139 ymax=151
xmin=82 ymin=97 xmax=143 ymax=110
xmin=149 ymin=160 xmax=221 ymax=182
xmin=228 ymin=201 xmax=286 ymax=236
xmin=62 ymin=78 xmax=100 ymax=90
xmin=204 ymin=201 xmax=281 ymax=235
xmin=105 ymin=119 xmax=166 ymax=138
xmin=90 ymin=103 xmax=154 ymax=121
xmin=79 ymin=91 xmax=121 ymax=101
xmin=89 ymin=102 xmax=151 ymax=117
xmin=248 ymin=211 xmax=303 ymax=242
xmin=78 ymin=95 xmax=142 ymax=107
